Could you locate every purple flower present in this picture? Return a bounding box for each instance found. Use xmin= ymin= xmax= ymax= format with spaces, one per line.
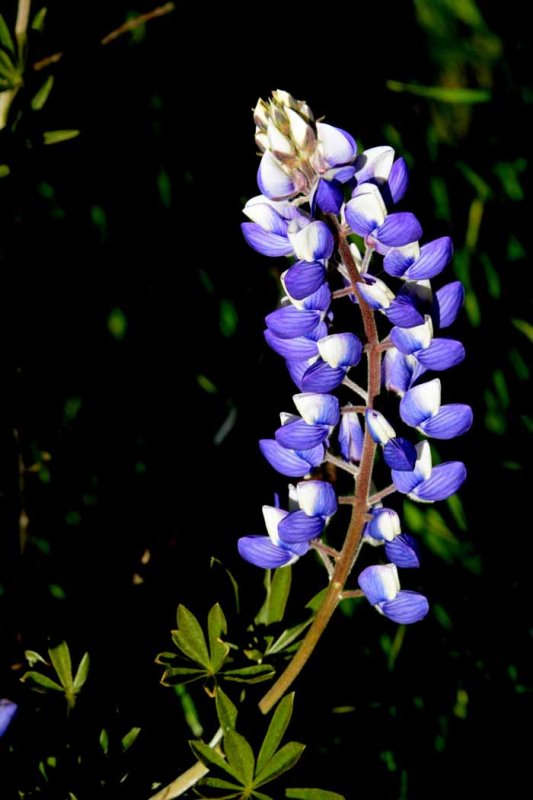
xmin=0 ymin=699 xmax=17 ymax=738
xmin=358 ymin=564 xmax=429 ymax=623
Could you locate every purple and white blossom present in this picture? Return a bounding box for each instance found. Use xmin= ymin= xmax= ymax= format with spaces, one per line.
xmin=239 ymin=90 xmax=470 ymax=628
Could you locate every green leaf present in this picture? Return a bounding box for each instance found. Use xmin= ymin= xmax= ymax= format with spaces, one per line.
xmin=31 ymin=75 xmax=54 ymax=110
xmin=266 ymin=619 xmax=313 ymax=656
xmin=200 ymin=777 xmax=243 ymax=790
xmin=175 ymin=684 xmax=203 ymax=737
xmin=257 ymin=693 xmax=294 ymax=775
xmin=215 ymin=686 xmax=238 ymax=733
xmin=24 ymin=649 xmax=48 ymax=667
xmin=155 ymin=651 xmax=179 ymax=665
xmin=254 ymin=741 xmax=305 ymax=787
xmin=99 ymin=728 xmax=109 ymax=755
xmin=224 ymin=730 xmax=255 ymax=786
xmin=305 ymin=587 xmax=328 ymax=613
xmin=222 ymin=665 xmax=275 ymax=684
xmin=0 ymin=14 xmax=14 ymax=54
xmin=73 ymin=652 xmax=90 ymax=693
xmin=208 ymin=603 xmax=229 ymax=672
xmin=190 ymin=739 xmax=242 ymax=781
xmin=21 ymin=671 xmax=64 ymax=692
xmin=32 ymin=8 xmax=48 ymax=32
xmin=512 ymin=318 xmax=533 ymax=344
xmin=252 ymin=792 xmax=275 ymax=800
xmin=0 ymin=164 xmax=9 ymax=178
xmin=161 ymin=666 xmax=205 ymax=686
xmin=286 ymin=790 xmax=345 ymax=799
xmin=43 ymin=130 xmax=80 ymax=145
xmin=210 ymin=557 xmax=240 ymax=614
xmin=256 ymin=567 xmax=292 ymax=625
xmin=174 ymin=605 xmax=210 ymax=668
xmin=48 ymin=642 xmax=74 ymax=693
xmin=386 ymin=80 xmax=491 ymax=104
xmin=121 ymin=726 xmax=141 ymax=752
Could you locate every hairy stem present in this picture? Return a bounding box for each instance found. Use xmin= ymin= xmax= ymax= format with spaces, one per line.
xmin=259 ymin=235 xmax=381 ymax=714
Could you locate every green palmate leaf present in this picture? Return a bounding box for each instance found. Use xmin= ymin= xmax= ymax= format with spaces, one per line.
xmin=0 ymin=14 xmax=15 ymax=54
xmin=161 ymin=666 xmax=205 ymax=686
xmin=31 ymin=75 xmax=55 ymax=111
xmin=286 ymin=790 xmax=345 ymax=799
xmin=190 ymin=739 xmax=242 ymax=781
xmin=386 ymin=80 xmax=491 ymax=104
xmin=257 ymin=693 xmax=294 ymax=775
xmin=43 ymin=130 xmax=80 ymax=145
xmin=155 ymin=651 xmax=179 ymax=665
xmin=48 ymin=642 xmax=74 ymax=694
xmin=222 ymin=665 xmax=275 ymax=683
xmin=256 ymin=567 xmax=292 ymax=626
xmin=200 ymin=777 xmax=243 ymax=790
xmin=208 ymin=603 xmax=230 ymax=672
xmin=174 ymin=605 xmax=211 ymax=667
xmin=21 ymin=671 xmax=64 ymax=692
xmin=254 ymin=742 xmax=305 ymax=787
xmin=266 ymin=618 xmax=313 ymax=656
xmin=224 ymin=730 xmax=255 ymax=786
xmin=73 ymin=652 xmax=90 ymax=692
xmin=121 ymin=726 xmax=141 ymax=752
xmin=215 ymin=686 xmax=238 ymax=733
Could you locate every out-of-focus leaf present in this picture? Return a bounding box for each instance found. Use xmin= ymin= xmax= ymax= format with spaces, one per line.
xmin=254 ymin=742 xmax=305 ymax=786
xmin=175 ymin=684 xmax=203 ymax=736
xmin=457 ymin=163 xmax=493 ymax=200
xmin=121 ymin=726 xmax=141 ymax=751
xmin=508 ymin=349 xmax=529 ymax=381
xmin=465 ymin=197 xmax=485 ymax=252
xmin=31 ymin=75 xmax=54 ymax=110
xmin=72 ymin=652 xmax=90 ymax=692
xmin=48 ymin=642 xmax=74 ymax=694
xmin=0 ymin=164 xmax=10 ymax=177
xmin=174 ymin=605 xmax=210 ymax=668
xmin=255 ymin=567 xmax=292 ymax=626
xmin=157 ymin=167 xmax=172 ymax=207
xmin=479 ymin=253 xmax=501 ymax=299
xmin=190 ymin=739 xmax=241 ymax=781
xmin=286 ymin=790 xmax=345 ymax=800
xmin=386 ymin=81 xmax=491 ymax=104
xmin=492 ymin=370 xmax=509 ymax=408
xmin=208 ymin=603 xmax=229 ymax=671
xmin=507 ymin=235 xmax=526 ymax=261
xmin=99 ymin=728 xmax=109 ymax=755
xmin=215 ymin=686 xmax=237 ymax=733
xmin=224 ymin=730 xmax=255 ymax=786
xmin=512 ymin=319 xmax=533 ymax=344
xmin=21 ymin=671 xmax=63 ymax=692
xmin=484 ymin=389 xmax=506 ymax=435
xmin=220 ymin=299 xmax=238 ymax=337
xmin=493 ymin=159 xmax=526 ymax=200
xmin=197 ymin=374 xmax=218 ymax=394
xmin=0 ymin=14 xmax=15 ymax=54
xmin=43 ymin=129 xmax=80 ymax=145
xmin=108 ymin=308 xmax=127 ymax=339
xmin=222 ymin=665 xmax=275 ymax=683
xmin=430 ymin=176 xmax=451 ymax=220
xmin=257 ymin=693 xmax=294 ymax=775
xmin=32 ymin=8 xmax=48 ymax=32
xmin=446 ymin=494 xmax=467 ymax=532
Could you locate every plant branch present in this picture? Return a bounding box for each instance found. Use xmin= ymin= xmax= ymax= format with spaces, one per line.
xmin=33 ymin=2 xmax=175 ymax=71
xmin=259 ymin=236 xmax=381 ymax=714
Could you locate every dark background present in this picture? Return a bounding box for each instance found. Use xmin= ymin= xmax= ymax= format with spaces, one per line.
xmin=0 ymin=1 xmax=532 ymax=797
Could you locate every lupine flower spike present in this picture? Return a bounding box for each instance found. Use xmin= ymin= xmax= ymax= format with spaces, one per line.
xmin=238 ymin=90 xmax=471 ymax=631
